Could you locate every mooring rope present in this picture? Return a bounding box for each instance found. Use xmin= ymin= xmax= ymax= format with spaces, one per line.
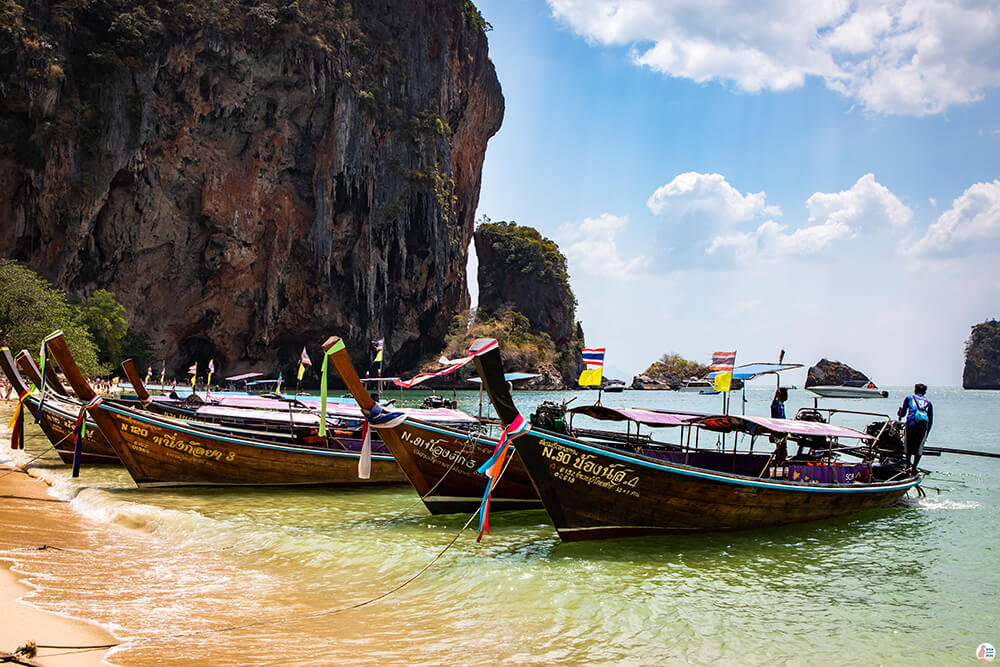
xmin=375 ymin=424 xmax=482 ymax=525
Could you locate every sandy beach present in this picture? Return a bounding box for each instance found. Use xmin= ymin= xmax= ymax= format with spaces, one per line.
xmin=0 ymin=462 xmax=118 ymax=667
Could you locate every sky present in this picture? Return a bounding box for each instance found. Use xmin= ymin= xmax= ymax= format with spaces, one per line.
xmin=469 ymin=0 xmax=1000 ymax=387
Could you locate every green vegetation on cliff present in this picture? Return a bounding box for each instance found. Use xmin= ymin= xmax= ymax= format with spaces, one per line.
xmin=642 ymin=353 xmax=708 ymax=380
xmin=0 ymin=261 xmax=150 ymax=376
xmin=964 ymin=319 xmax=1000 ymax=389
xmin=443 ymin=308 xmax=555 ymax=372
xmin=0 ymin=260 xmax=102 ymax=376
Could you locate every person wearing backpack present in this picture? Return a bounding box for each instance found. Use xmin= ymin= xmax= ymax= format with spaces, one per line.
xmin=897 ymin=383 xmax=933 ymax=473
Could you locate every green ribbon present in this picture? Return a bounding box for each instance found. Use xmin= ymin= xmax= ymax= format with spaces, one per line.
xmin=319 ymin=339 xmax=346 ymax=437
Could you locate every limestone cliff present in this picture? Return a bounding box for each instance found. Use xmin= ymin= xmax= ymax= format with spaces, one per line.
xmin=473 ymin=221 xmax=582 ymax=385
xmin=963 ymin=319 xmax=1000 ymax=389
xmin=0 ymin=1 xmax=503 ymax=379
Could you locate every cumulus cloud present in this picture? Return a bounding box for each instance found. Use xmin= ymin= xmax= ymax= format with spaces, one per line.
xmin=647 ymin=172 xmax=781 ymax=224
xmin=558 ymin=213 xmax=649 ymax=280
xmin=546 ymin=0 xmax=1000 ymax=115
xmin=908 ymin=180 xmax=1000 ymax=258
xmin=706 ymin=174 xmax=910 ymax=260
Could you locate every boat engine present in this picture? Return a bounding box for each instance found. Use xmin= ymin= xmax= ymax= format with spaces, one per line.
xmin=530 ymin=401 xmax=567 ymax=433
xmin=865 ymin=419 xmax=907 ymax=480
xmin=421 ymin=395 xmax=456 ymax=410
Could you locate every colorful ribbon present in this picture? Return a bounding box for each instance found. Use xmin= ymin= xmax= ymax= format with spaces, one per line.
xmin=71 ymin=396 xmax=103 ymax=478
xmin=358 ymin=402 xmax=407 ymax=479
xmin=475 ymin=413 xmax=530 ymax=540
xmin=8 ymin=386 xmax=35 ymax=450
xmin=319 ymin=339 xmax=346 ymax=437
xmin=33 ymin=341 xmax=50 ymax=424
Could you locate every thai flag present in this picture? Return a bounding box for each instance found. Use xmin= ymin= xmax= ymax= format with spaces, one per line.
xmin=582 ymin=347 xmax=605 ymax=367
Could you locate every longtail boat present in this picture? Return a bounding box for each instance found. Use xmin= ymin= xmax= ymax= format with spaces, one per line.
xmin=324 ymin=336 xmax=541 ymax=514
xmin=470 ymin=338 xmax=922 ymax=541
xmin=41 ymin=331 xmax=409 ymax=487
xmin=1 ymin=346 xmax=118 ymax=464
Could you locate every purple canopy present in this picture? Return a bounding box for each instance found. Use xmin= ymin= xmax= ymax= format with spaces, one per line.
xmin=569 ymin=405 xmax=700 ymax=427
xmin=694 ymin=414 xmax=869 ymax=439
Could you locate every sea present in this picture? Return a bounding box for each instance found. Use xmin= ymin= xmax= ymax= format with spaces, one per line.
xmin=1 ymin=386 xmax=998 ymax=666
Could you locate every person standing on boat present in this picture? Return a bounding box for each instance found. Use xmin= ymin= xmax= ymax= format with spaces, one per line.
xmin=770 ymin=387 xmax=788 ymax=419
xmin=898 ymin=384 xmax=932 ymax=472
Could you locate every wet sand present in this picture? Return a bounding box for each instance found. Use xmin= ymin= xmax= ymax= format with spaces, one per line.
xmin=0 ymin=463 xmax=118 ymax=666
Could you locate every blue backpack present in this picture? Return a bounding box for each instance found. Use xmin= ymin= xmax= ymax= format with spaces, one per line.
xmin=911 ymin=395 xmax=930 ymax=425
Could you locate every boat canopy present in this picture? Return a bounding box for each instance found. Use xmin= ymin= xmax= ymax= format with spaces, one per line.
xmin=693 ymin=414 xmax=869 ymax=439
xmin=706 ymin=362 xmax=803 ymax=381
xmin=225 ymin=372 xmax=263 ymax=381
xmin=568 ymin=405 xmax=700 ymax=427
xmin=469 ymin=372 xmax=541 ymax=384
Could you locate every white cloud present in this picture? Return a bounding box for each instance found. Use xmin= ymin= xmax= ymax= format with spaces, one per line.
xmin=647 ymin=172 xmax=780 ymax=224
xmin=707 ymin=174 xmax=910 ymax=260
xmin=546 ymin=0 xmax=1000 ymax=115
xmin=908 ymin=180 xmax=1000 ymax=258
xmin=558 ymin=213 xmax=649 ymax=280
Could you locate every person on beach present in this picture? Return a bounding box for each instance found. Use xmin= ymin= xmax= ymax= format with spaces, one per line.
xmin=770 ymin=387 xmax=788 ymax=419
xmin=898 ymin=383 xmax=932 ymax=472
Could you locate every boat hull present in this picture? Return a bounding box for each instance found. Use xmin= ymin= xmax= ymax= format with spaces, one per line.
xmin=96 ymin=403 xmax=407 ymax=487
xmin=377 ymin=419 xmax=540 ymax=514
xmin=28 ymin=396 xmax=119 ymax=464
xmin=807 ymin=386 xmax=888 ymax=399
xmin=515 ymin=430 xmax=920 ymax=541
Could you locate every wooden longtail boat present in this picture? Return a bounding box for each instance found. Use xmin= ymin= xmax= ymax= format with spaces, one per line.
xmin=42 ymin=332 xmax=409 ymax=487
xmin=470 ymin=338 xmax=922 ymax=541
xmin=1 ymin=347 xmax=119 ymax=464
xmin=324 ymin=336 xmax=541 ymax=514
xmin=16 ymin=349 xmax=71 ymax=397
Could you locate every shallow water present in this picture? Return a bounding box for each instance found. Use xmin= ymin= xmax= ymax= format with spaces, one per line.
xmin=2 ymin=386 xmax=998 ymax=665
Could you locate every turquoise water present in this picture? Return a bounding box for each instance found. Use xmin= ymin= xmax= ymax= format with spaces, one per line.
xmin=1 ymin=386 xmax=997 ymax=665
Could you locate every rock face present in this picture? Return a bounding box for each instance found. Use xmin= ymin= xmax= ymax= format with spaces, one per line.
xmin=0 ymin=1 xmax=503 ymax=379
xmin=963 ymin=319 xmax=1000 ymax=389
xmin=474 ymin=221 xmax=583 ymax=384
xmin=805 ymin=359 xmax=870 ymax=387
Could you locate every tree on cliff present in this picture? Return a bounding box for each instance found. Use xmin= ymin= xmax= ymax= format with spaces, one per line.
xmin=0 ymin=260 xmax=103 ymax=377
xmin=964 ymin=319 xmax=1000 ymax=389
xmin=474 ymin=220 xmax=583 ymax=384
xmin=80 ymin=289 xmax=128 ymax=369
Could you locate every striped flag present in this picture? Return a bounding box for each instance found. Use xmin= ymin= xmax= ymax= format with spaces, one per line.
xmin=207 ymin=359 xmax=215 ymax=386
xmin=579 ymin=347 xmax=605 ymax=386
xmin=188 ymin=362 xmax=197 ymax=387
xmin=373 ymin=338 xmax=384 ymax=363
xmin=711 ymin=351 xmax=736 ymax=392
xmin=159 ymin=362 xmax=165 ymax=386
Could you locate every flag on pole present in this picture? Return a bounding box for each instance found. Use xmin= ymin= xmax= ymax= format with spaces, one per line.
xmin=578 ymin=347 xmax=605 ymax=386
xmin=297 ymin=346 xmax=311 ymax=381
xmin=711 ymin=351 xmax=736 ymax=392
xmin=373 ymin=338 xmax=384 ymax=363
xmin=160 ymin=362 xmax=165 ymax=386
xmin=276 ymin=371 xmax=283 ymax=394
xmin=188 ymin=362 xmax=197 ymax=387
xmin=207 ymin=359 xmax=215 ymax=387
xmin=145 ymin=366 xmax=152 ymax=383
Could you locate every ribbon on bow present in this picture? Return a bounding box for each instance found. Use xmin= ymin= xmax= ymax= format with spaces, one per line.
xmin=358 ymin=402 xmax=406 ymax=479
xmin=71 ymin=396 xmax=103 ymax=478
xmin=33 ymin=341 xmax=50 ymax=424
xmin=318 ymin=339 xmax=346 ymax=438
xmin=8 ymin=385 xmax=35 ymax=450
xmin=475 ymin=413 xmax=530 ymax=541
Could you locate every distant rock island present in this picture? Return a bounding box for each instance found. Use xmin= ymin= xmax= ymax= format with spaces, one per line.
xmin=963 ymin=319 xmax=1000 ymax=389
xmin=632 ymin=354 xmax=708 ymax=390
xmin=805 ymin=359 xmax=870 ymax=387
